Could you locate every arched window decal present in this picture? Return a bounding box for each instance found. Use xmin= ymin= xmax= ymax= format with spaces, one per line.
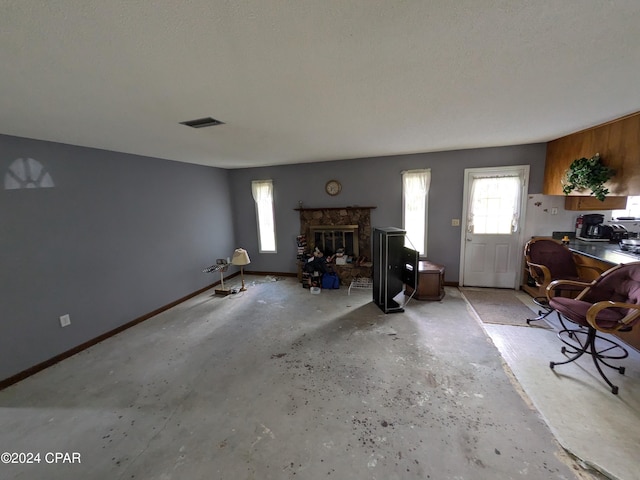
xmin=4 ymin=157 xmax=55 ymax=190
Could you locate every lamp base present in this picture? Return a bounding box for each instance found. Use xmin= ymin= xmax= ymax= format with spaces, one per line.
xmin=239 ymin=268 xmax=247 ymax=291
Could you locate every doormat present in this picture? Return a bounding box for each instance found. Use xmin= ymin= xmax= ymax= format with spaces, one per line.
xmin=459 ymin=287 xmax=546 ymax=327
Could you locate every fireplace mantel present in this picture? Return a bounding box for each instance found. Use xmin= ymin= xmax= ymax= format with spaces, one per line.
xmin=294 ymin=206 xmax=376 ymax=212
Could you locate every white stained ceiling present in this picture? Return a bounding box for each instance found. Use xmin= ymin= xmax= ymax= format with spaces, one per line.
xmin=1 ymin=1 xmax=640 ymax=169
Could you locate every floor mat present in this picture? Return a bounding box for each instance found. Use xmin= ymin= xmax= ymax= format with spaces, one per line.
xmin=459 ymin=287 xmax=547 ymax=327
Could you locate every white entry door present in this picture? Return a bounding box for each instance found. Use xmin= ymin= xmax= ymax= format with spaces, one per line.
xmin=459 ymin=166 xmax=529 ymax=288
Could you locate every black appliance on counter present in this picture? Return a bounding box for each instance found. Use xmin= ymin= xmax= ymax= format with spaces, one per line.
xmin=608 ymin=224 xmax=629 ymax=243
xmin=577 ymin=214 xmax=607 ymax=241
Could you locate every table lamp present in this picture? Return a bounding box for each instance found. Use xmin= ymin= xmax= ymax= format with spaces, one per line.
xmin=231 ymin=248 xmax=251 ymax=291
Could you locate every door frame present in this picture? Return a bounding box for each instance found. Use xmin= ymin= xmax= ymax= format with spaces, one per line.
xmin=458 ymin=165 xmax=530 ymax=289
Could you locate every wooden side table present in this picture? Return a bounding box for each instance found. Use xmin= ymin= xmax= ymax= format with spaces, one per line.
xmin=405 ymin=260 xmax=445 ymax=301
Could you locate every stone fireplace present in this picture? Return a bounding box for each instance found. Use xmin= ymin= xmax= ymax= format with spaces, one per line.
xmin=296 ymin=206 xmax=375 ymax=285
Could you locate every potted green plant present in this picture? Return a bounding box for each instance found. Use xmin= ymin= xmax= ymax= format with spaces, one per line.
xmin=562 ymin=153 xmax=615 ymax=201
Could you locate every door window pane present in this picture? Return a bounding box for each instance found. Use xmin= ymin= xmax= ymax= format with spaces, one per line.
xmin=469 ymin=176 xmax=521 ymax=234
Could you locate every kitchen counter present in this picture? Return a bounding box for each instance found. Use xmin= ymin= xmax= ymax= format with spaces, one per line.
xmin=567 ymin=240 xmax=640 ymax=265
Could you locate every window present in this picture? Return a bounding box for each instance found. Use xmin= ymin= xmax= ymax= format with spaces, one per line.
xmin=468 ymin=175 xmax=522 ymax=234
xmin=402 ymin=169 xmax=431 ymax=256
xmin=252 ymin=179 xmax=277 ymax=253
xmin=613 ymin=196 xmax=640 ymax=219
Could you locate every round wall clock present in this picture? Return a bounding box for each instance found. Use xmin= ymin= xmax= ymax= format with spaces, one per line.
xmin=325 ymin=180 xmax=342 ymax=196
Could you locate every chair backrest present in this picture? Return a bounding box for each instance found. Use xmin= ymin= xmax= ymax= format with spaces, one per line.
xmin=525 ymin=239 xmax=579 ymax=284
xmin=582 ymin=262 xmax=640 ymax=307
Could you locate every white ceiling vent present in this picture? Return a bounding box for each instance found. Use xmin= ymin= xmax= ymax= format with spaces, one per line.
xmin=180 ymin=117 xmax=225 ymax=128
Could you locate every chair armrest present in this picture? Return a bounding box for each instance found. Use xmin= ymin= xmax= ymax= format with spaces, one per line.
xmin=586 ymin=301 xmax=640 ymax=333
xmin=527 ymin=261 xmax=552 ymax=287
xmin=545 ymin=279 xmax=592 ymax=302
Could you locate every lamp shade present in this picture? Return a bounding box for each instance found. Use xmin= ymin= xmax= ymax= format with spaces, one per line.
xmin=231 ymin=248 xmax=251 ymax=266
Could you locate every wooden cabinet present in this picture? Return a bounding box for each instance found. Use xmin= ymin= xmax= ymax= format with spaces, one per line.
xmin=521 ymin=273 xmax=544 ymax=299
xmin=405 ymin=261 xmax=445 ymax=301
xmin=564 ymin=195 xmax=627 ymax=211
xmin=543 ymin=111 xmax=640 ymax=196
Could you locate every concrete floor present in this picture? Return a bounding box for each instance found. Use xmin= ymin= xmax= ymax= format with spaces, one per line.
xmin=0 ymin=276 xmax=602 ymax=480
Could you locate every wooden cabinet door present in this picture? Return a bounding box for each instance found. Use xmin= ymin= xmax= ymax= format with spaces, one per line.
xmin=564 ymin=195 xmax=627 ymax=210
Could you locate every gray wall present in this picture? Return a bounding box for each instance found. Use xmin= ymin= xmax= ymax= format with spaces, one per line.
xmin=0 ymin=135 xmax=235 ymax=381
xmin=229 ymin=143 xmax=547 ymax=279
xmin=1 ymin=137 xmax=546 ymax=382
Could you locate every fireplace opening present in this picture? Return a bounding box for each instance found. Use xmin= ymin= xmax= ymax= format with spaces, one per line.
xmin=310 ymin=225 xmax=359 ymax=257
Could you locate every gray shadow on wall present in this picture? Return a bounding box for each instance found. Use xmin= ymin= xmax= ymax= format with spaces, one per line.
xmin=4 ymin=157 xmax=55 ymax=189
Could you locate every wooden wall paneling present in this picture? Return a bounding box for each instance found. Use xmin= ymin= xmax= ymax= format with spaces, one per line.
xmin=543 ymin=111 xmax=640 ymax=196
xmin=544 ymin=129 xmax=600 ymax=194
xmin=618 ymin=114 xmax=640 ymax=194
xmin=606 ymin=119 xmax=625 ymax=195
xmin=542 ymin=142 xmax=564 ymax=195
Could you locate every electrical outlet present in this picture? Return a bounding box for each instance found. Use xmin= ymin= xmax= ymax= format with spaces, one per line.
xmin=451 ymin=219 xmax=460 ymax=226
xmin=551 ymin=207 xmax=558 ymax=215
xmin=59 ymin=314 xmax=71 ymax=327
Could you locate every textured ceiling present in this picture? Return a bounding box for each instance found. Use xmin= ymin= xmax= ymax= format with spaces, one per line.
xmin=1 ymin=1 xmax=640 ymax=169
